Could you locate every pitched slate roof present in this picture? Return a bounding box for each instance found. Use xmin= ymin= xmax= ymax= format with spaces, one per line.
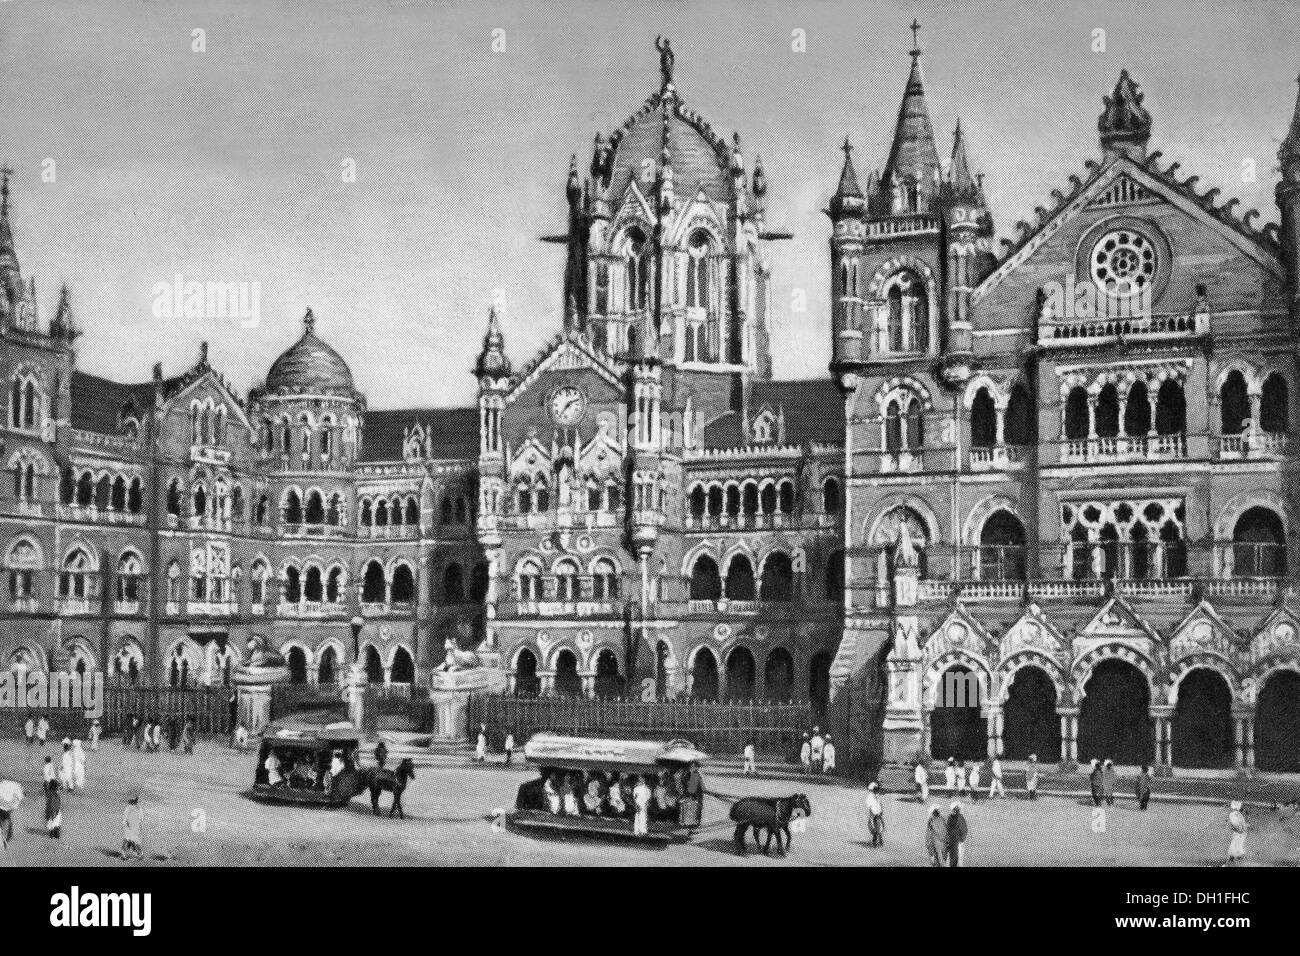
xmin=358 ymin=407 xmax=478 ymax=463
xmin=69 ymin=371 xmax=157 ymax=435
xmin=751 ymin=378 xmax=845 ymax=444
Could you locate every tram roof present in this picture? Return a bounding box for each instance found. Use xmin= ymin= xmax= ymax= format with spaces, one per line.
xmin=523 ymin=734 xmax=708 ymax=772
xmin=260 ymin=721 xmax=361 ymax=748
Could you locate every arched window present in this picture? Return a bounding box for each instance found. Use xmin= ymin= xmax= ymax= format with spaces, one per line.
xmin=777 ymin=480 xmax=795 ymax=515
xmin=1232 ymin=507 xmax=1286 ymax=577
xmin=759 ymin=552 xmax=794 ymax=602
xmin=1064 ymin=387 xmax=1089 ymax=441
xmin=1006 ymin=384 xmax=1034 ymax=445
xmin=389 ymin=497 xmax=404 ymax=527
xmin=250 ymin=560 xmax=269 ymax=605
xmin=824 ymin=549 xmax=845 ymax=601
xmin=685 ymin=230 xmax=711 ymax=309
xmin=516 ymin=483 xmax=532 ymax=514
xmin=517 ymin=559 xmax=542 ymax=601
xmin=760 ymin=483 xmax=777 ymax=516
xmin=440 ymin=496 xmax=454 ymax=524
xmin=59 ymin=549 xmax=93 ymax=599
xmin=443 ymin=563 xmax=465 ymax=603
xmin=688 ymin=485 xmax=706 ymax=519
xmin=1126 ymin=381 xmax=1152 ymax=437
xmin=390 ymin=647 xmax=415 ymax=684
xmin=884 ymin=270 xmax=928 ymax=353
xmin=360 ymin=498 xmax=373 ymax=527
xmin=255 ymin=495 xmax=270 ymax=525
xmin=6 ymin=539 xmax=40 ymax=600
xmin=304 ymin=490 xmax=325 ymax=525
xmin=514 ymin=649 xmax=540 ymax=697
xmin=822 ymin=477 xmax=840 ymax=514
xmin=1262 ymin=374 xmax=1289 ymax=434
xmin=374 ymin=499 xmax=389 ymax=526
xmin=1220 ymin=370 xmax=1249 ymax=435
xmin=390 ymin=564 xmax=415 ymax=604
xmin=724 ymin=555 xmax=755 ymax=601
xmin=591 ymin=558 xmax=619 ymax=600
xmin=116 ymin=552 xmax=143 ymax=603
xmin=470 ymin=561 xmax=490 ymax=602
xmin=282 ymin=489 xmax=302 ymax=525
xmin=689 ymin=555 xmax=722 ymax=601
xmin=1095 ymin=384 xmax=1120 ymax=438
xmin=404 ymin=497 xmax=419 ymax=526
xmin=707 ymin=485 xmax=723 ymax=518
xmin=1155 ymin=379 xmax=1185 ymax=435
xmin=318 ymin=646 xmax=338 ymax=685
xmin=885 ymin=393 xmax=925 ymax=453
xmin=691 ymin=648 xmax=719 ymax=701
xmin=326 ymin=566 xmax=344 ymax=603
xmin=971 ymin=388 xmax=997 ymax=448
xmin=303 ymin=566 xmax=323 ymax=603
xmin=361 ymin=560 xmax=386 ymax=603
xmin=283 ymin=566 xmax=302 ymax=604
xmin=554 ymin=559 xmax=580 ymax=601
xmin=327 ymin=493 xmax=343 ymax=526
xmin=95 ymin=475 xmax=111 ymax=510
xmin=978 ymin=511 xmax=1027 ymax=581
xmin=624 ymin=228 xmax=649 ymax=311
xmin=110 ymin=476 xmax=127 ymax=511
xmin=287 ymin=647 xmax=308 ymax=684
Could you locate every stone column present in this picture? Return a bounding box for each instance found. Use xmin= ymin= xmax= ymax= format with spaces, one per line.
xmin=1056 ymin=707 xmax=1078 ymax=770
xmin=986 ymin=704 xmax=1004 ymax=758
xmin=1151 ymin=706 xmax=1174 ymax=776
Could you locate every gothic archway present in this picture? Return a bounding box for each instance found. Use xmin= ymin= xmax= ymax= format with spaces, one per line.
xmin=725 ymin=646 xmax=757 ymax=701
xmin=929 ymin=665 xmax=987 ymax=761
xmin=1256 ymin=669 xmax=1300 ymax=772
xmin=1078 ymin=658 xmax=1154 ymax=765
xmin=1002 ymin=665 xmax=1060 ymax=760
xmin=553 ymin=649 xmax=581 ymax=697
xmin=691 ymin=648 xmax=719 ymax=701
xmin=1172 ymin=668 xmax=1233 ymax=769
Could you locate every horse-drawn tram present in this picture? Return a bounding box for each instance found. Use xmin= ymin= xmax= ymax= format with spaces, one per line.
xmin=510 ymin=734 xmax=708 ymax=843
xmin=250 ymin=723 xmax=365 ymax=807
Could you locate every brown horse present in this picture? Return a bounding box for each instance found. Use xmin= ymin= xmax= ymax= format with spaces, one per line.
xmin=361 ymin=758 xmax=416 ymax=818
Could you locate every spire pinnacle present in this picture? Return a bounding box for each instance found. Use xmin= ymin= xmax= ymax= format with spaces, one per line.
xmin=910 ymin=18 xmax=921 ymax=56
xmin=1099 ymin=69 xmax=1152 ymax=162
xmin=876 ymin=27 xmax=941 ymax=217
xmin=303 ymin=307 xmax=315 ymax=335
xmin=1280 ymin=71 xmax=1300 ymax=174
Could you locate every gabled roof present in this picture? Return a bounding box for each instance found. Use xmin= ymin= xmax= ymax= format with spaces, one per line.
xmin=975 ymin=153 xmax=1283 ymax=304
xmin=358 ymin=407 xmax=478 ymax=463
xmin=751 ymin=379 xmax=844 ymax=444
xmin=69 ymin=371 xmax=158 ymax=435
xmin=506 ymin=332 xmax=623 ymax=405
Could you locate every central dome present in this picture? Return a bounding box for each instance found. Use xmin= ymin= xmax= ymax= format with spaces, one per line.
xmin=264 ymin=310 xmax=354 ymax=395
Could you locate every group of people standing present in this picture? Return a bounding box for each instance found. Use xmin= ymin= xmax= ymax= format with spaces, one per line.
xmin=122 ymin=714 xmax=196 ymax=754
xmin=526 ymin=763 xmax=704 ymax=836
xmin=798 ymin=727 xmax=836 ymax=775
xmin=23 ymin=719 xmax=96 ymax=842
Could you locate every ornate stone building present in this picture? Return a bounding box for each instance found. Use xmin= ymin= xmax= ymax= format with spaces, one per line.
xmin=4 ymin=35 xmax=1300 ymax=772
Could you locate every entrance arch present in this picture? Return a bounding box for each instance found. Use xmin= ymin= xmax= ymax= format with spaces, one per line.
xmin=809 ymin=651 xmax=832 ymax=716
xmin=1256 ymin=669 xmax=1300 ymax=771
xmin=929 ymin=665 xmax=987 ymax=761
xmin=764 ymin=648 xmax=794 ymax=701
xmin=691 ymin=648 xmax=719 ymax=701
xmin=1002 ymin=665 xmax=1060 ymax=760
xmin=725 ymin=646 xmax=756 ymax=701
xmin=553 ymin=649 xmax=581 ymax=697
xmin=286 ymin=646 xmax=308 ymax=684
xmin=1078 ymin=658 xmax=1153 ymax=765
xmin=390 ymin=646 xmax=415 ymax=684
xmin=1172 ymin=668 xmax=1233 ymax=769
xmin=593 ymin=649 xmax=624 ymax=699
xmin=363 ymin=645 xmax=384 ymax=684
xmin=513 ymin=648 xmax=539 ymax=697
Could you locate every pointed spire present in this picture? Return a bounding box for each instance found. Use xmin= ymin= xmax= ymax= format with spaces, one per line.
xmin=1099 ymin=69 xmax=1152 ymax=162
xmin=1280 ymin=72 xmax=1300 ymax=176
xmin=302 ymin=307 xmax=315 ymax=336
xmin=0 ymin=166 xmax=21 ymax=303
xmin=830 ymin=137 xmax=866 ymax=219
xmin=942 ymin=119 xmax=982 ymax=205
xmin=566 ymin=154 xmax=581 ymax=207
xmin=477 ymin=305 xmax=511 ymax=378
xmin=878 ymin=23 xmax=941 ymax=217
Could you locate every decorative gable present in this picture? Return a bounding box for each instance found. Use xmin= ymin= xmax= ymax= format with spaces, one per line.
xmin=1168 ymin=601 xmax=1239 ymax=662
xmin=1080 ymin=595 xmax=1158 ymax=642
xmin=924 ymin=604 xmax=994 ymax=665
xmin=999 ymin=602 xmax=1067 ymax=662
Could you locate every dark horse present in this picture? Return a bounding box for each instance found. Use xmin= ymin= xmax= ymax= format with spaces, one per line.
xmin=360 ymin=758 xmax=416 ymax=818
xmin=730 ymin=793 xmax=812 ymax=856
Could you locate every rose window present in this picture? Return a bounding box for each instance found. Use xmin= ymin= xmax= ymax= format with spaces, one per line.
xmin=1090 ymin=229 xmax=1156 ymax=296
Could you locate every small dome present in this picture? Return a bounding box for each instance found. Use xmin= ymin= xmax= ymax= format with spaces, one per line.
xmin=264 ymin=310 xmax=354 ymax=395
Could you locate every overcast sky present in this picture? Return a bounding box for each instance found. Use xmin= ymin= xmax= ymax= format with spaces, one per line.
xmin=1 ymin=0 xmax=1297 ymax=409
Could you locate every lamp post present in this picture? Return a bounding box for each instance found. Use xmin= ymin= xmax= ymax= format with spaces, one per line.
xmin=350 ymin=615 xmax=364 ymax=665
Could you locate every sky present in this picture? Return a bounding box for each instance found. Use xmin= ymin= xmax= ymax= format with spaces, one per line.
xmin=0 ymin=0 xmax=1297 ymax=409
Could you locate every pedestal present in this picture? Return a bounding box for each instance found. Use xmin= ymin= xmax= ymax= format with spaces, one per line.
xmin=428 ymin=666 xmax=507 ymax=741
xmin=344 ymin=663 xmax=367 ymax=731
xmin=235 ymin=684 xmax=273 ymax=737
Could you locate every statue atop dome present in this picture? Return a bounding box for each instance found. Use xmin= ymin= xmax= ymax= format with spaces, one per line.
xmin=655 ymin=36 xmax=674 ymax=88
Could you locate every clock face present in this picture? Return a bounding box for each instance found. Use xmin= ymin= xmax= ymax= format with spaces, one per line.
xmin=549 ymin=386 xmax=585 ymax=426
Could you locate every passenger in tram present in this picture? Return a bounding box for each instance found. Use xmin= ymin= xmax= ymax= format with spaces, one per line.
xmin=653 ymin=769 xmax=680 ymax=822
xmin=606 ymin=771 xmax=626 ymax=815
xmin=562 ymin=773 xmax=582 ymax=815
xmin=583 ymin=773 xmax=606 ymax=814
xmin=543 ymin=772 xmax=561 ymax=813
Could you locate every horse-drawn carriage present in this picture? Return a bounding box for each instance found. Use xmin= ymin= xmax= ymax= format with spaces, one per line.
xmin=249 ymin=723 xmax=365 ymax=807
xmin=509 ymin=734 xmax=708 ymax=843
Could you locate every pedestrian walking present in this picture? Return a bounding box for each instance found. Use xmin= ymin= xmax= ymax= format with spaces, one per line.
xmin=822 ymin=734 xmax=836 ymax=774
xmin=36 ymin=714 xmax=49 ymax=747
xmin=1136 ymin=765 xmax=1152 ymax=810
xmin=809 ymin=727 xmax=825 ymax=773
xmin=475 ymin=725 xmax=488 ymax=763
xmin=946 ymin=802 xmax=968 ymax=867
xmin=914 ymin=760 xmax=929 ymax=801
xmin=89 ymin=719 xmax=101 ymax=753
xmin=58 ymin=738 xmax=75 ymax=791
xmin=955 ymin=760 xmax=969 ymax=798
xmin=140 ymin=717 xmax=152 ymax=752
xmin=1101 ymin=758 xmax=1117 ymax=807
xmin=24 ymin=716 xmax=34 ymax=746
xmin=125 ymin=714 xmax=138 ymax=749
xmin=122 ymin=794 xmax=144 ymax=860
xmin=1088 ymin=758 xmax=1102 ymax=807
xmin=1225 ymin=801 xmax=1248 ymax=865
xmin=944 ymin=757 xmax=957 ymax=791
xmin=925 ymin=805 xmax=948 ymax=867
xmin=799 ymin=734 xmax=811 ymax=774
xmin=150 ymin=720 xmax=163 ymax=753
xmin=180 ymin=718 xmax=195 ymax=755
xmin=989 ymin=756 xmax=1006 ymax=799
xmin=866 ymin=782 xmax=885 ymax=847
xmin=1025 ymin=754 xmax=1039 ymax=800
xmin=41 ymin=755 xmax=56 ymax=788
xmin=968 ymin=760 xmax=981 ymax=802
xmin=72 ymin=740 xmax=86 ymax=791
xmin=742 ymin=740 xmax=756 ymax=776
xmin=44 ymin=779 xmax=62 ymax=839
xmin=632 ymin=774 xmax=652 ymax=837
xmin=504 ymin=732 xmax=515 ymax=767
